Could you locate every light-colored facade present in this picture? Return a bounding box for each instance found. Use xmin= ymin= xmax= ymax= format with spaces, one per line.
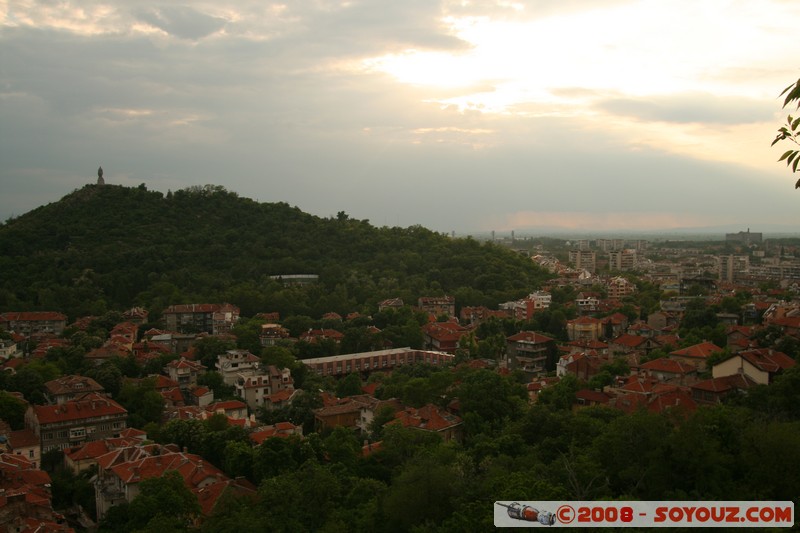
xmin=303 ymin=348 xmax=454 ymax=377
xmin=234 ymin=366 xmax=294 ymax=410
xmin=215 ymin=349 xmax=261 ymax=385
xmin=568 ymin=250 xmax=596 ymax=273
xmin=165 ymin=357 xmax=206 ymax=389
xmin=608 ymin=250 xmax=637 ymax=271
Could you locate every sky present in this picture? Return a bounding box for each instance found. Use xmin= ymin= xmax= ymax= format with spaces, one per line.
xmin=1 ymin=0 xmax=799 ymax=234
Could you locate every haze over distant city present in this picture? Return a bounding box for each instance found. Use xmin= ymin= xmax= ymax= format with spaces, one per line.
xmin=1 ymin=1 xmax=799 ymax=234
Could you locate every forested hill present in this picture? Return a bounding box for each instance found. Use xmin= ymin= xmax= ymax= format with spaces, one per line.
xmin=0 ymin=184 xmax=550 ymax=319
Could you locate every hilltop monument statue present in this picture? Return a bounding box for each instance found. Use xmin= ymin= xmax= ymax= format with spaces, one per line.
xmin=97 ymin=166 xmax=105 ymax=186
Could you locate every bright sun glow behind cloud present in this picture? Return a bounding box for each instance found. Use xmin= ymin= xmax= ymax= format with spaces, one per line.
xmin=364 ymin=0 xmax=798 ymax=113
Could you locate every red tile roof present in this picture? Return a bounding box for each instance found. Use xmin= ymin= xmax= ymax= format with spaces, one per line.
xmin=735 ymin=349 xmax=796 ymax=373
xmin=390 ymin=404 xmax=462 ymax=432
xmin=249 ymin=423 xmax=302 ymax=445
xmin=161 ymin=387 xmax=185 ymax=405
xmin=65 ymin=440 xmax=114 ymax=462
xmin=8 ymin=429 xmax=38 ymax=449
xmin=506 ymin=331 xmax=555 ymax=344
xmin=165 ymin=358 xmax=206 ymax=370
xmin=639 ymin=357 xmax=696 ymax=375
xmin=194 ymin=478 xmax=257 ymax=516
xmin=268 ymin=389 xmax=295 ymax=403
xmin=362 ymin=440 xmax=383 ymax=457
xmin=207 ymin=400 xmax=246 ymax=411
xmin=361 ymin=382 xmax=379 ymax=395
xmin=151 ymin=374 xmax=181 ymax=390
xmin=670 ymin=341 xmax=723 ymax=359
xmin=611 ymin=334 xmax=649 ymax=348
xmin=33 ymin=393 xmax=127 ymax=425
xmin=0 ymin=312 xmax=67 ymax=322
xmin=162 ymin=304 xmax=237 ymax=314
xmin=192 ymin=386 xmax=211 ymax=398
xmin=575 ymin=389 xmax=612 ymax=404
xmin=44 ymin=375 xmax=104 ymax=396
xmin=647 ymin=389 xmax=697 ymax=414
xmin=569 ymin=316 xmax=602 ymax=325
xmin=691 ymin=374 xmax=757 ymax=393
xmin=109 ymin=450 xmax=226 ymax=489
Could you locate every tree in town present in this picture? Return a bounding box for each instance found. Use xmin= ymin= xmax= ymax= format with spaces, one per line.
xmin=99 ymin=470 xmax=200 ymax=532
xmin=0 ymin=390 xmax=27 ymax=430
xmin=772 ymin=78 xmax=800 ymax=180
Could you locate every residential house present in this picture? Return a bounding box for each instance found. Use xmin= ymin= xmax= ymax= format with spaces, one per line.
xmin=607 ymin=276 xmax=636 ymax=298
xmin=770 ymin=316 xmax=800 ymax=338
xmin=314 ymin=397 xmax=366 ymax=432
xmin=421 ymin=321 xmax=469 ymax=353
xmin=460 ymin=306 xmax=511 ymax=325
xmin=165 ymin=357 xmax=206 ymax=389
xmin=0 ymin=311 xmax=68 ymax=337
xmin=44 ymin=375 xmax=105 ymax=405
xmin=647 ymin=311 xmax=671 ymax=331
xmin=726 ymin=325 xmax=755 ymax=352
xmin=627 ymin=322 xmax=654 ymax=337
xmin=25 ymin=393 xmax=128 ymax=452
xmin=234 ymin=365 xmax=294 ymax=411
xmin=299 ymin=329 xmax=345 ymax=345
xmin=388 ymin=404 xmax=463 ymax=442
xmin=0 ymin=453 xmax=71 ymax=532
xmin=85 ymin=344 xmax=130 ymax=366
xmin=565 ymin=339 xmax=609 ymax=357
xmin=191 ymin=386 xmax=214 ymax=408
xmin=638 ymin=357 xmax=696 ymax=385
xmin=109 ymin=321 xmax=139 ymax=346
xmin=669 ymin=342 xmax=723 ymax=371
xmin=712 ymin=348 xmax=795 ymax=385
xmin=606 ymin=314 xmax=634 ymax=334
xmin=417 ymin=296 xmax=455 ymax=318
xmin=161 ymin=303 xmax=240 ymax=335
xmin=93 ymin=444 xmax=231 ymax=521
xmin=574 ymin=389 xmax=613 ymax=408
xmin=2 ymin=428 xmax=41 ymax=469
xmin=259 ymin=324 xmax=290 ymax=347
xmin=215 ymin=349 xmax=261 ymax=385
xmin=608 ymin=334 xmax=654 ymax=355
xmin=64 ymin=431 xmax=147 ymax=474
xmin=0 ymin=338 xmax=20 ymax=360
xmin=575 ymin=294 xmax=601 ymax=315
xmin=378 ymin=298 xmax=404 ymax=311
xmin=506 ymin=331 xmax=557 ymax=374
xmin=249 ymin=422 xmax=303 ymax=445
xmin=122 ymin=307 xmax=149 ymax=325
xmin=690 ymin=374 xmax=757 ymax=405
xmin=206 ymin=400 xmax=248 ymax=421
xmin=566 ymin=316 xmax=603 ymax=342
xmin=557 ymin=353 xmax=605 ymax=381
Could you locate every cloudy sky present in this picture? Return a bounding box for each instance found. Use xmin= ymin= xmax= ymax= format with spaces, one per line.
xmin=1 ymin=0 xmax=799 ymax=234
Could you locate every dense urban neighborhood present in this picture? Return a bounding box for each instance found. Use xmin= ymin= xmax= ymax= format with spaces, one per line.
xmin=1 ymin=186 xmax=799 ymax=531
